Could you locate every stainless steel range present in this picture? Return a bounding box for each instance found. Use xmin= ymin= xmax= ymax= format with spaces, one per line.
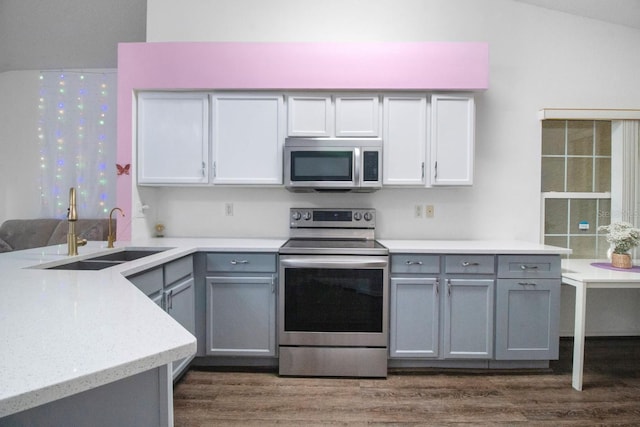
xmin=278 ymin=208 xmax=389 ymax=378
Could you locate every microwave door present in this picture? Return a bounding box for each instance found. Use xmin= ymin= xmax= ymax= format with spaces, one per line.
xmin=287 ymin=149 xmax=356 ymax=190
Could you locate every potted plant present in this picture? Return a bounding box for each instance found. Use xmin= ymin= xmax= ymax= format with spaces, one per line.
xmin=598 ymin=221 xmax=640 ymax=268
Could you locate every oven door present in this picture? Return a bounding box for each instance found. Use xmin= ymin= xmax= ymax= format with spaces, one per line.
xmin=278 ymin=255 xmax=388 ymax=347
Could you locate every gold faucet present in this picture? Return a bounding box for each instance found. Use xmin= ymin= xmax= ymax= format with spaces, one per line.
xmin=107 ymin=207 xmax=125 ymax=248
xmin=67 ymin=187 xmax=87 ymax=256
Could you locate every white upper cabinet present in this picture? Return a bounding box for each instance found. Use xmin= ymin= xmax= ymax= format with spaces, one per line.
xmin=137 ymin=92 xmax=209 ymax=185
xmin=382 ymin=95 xmax=427 ymax=186
xmin=429 ymin=94 xmax=475 ymax=186
xmin=287 ymin=94 xmax=380 ymax=137
xmin=287 ymin=95 xmax=333 ymax=137
xmin=211 ymin=94 xmax=284 ymax=185
xmin=334 ymin=95 xmax=380 ymax=137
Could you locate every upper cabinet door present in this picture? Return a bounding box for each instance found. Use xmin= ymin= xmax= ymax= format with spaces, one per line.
xmin=287 ymin=95 xmax=333 ymax=137
xmin=430 ymin=94 xmax=475 ymax=186
xmin=137 ymin=92 xmax=209 ymax=185
xmin=211 ymin=94 xmax=284 ymax=185
xmin=334 ymin=95 xmax=380 ymax=137
xmin=382 ymin=95 xmax=427 ymax=186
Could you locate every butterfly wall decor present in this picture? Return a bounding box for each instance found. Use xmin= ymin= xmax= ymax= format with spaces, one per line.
xmin=116 ymin=163 xmax=131 ymax=176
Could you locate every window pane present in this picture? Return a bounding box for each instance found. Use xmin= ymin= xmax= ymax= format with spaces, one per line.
xmin=569 ymin=235 xmax=597 ymax=258
xmin=544 ymin=235 xmax=568 ymax=249
xmin=567 ymin=121 xmax=593 ymax=155
xmin=541 ymin=157 xmax=565 ymax=191
xmin=567 ymin=157 xmax=593 ymax=192
xmin=545 ymin=198 xmax=568 ymax=234
xmin=595 ymin=121 xmax=611 ymax=156
xmin=598 ymin=199 xmax=611 ymax=226
xmin=541 ymin=121 xmax=565 ymax=155
xmin=570 ymin=199 xmax=597 ymax=233
xmin=594 ymin=158 xmax=611 ymax=192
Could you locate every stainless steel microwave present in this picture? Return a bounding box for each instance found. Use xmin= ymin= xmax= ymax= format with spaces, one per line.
xmin=284 ymin=138 xmax=382 ymax=192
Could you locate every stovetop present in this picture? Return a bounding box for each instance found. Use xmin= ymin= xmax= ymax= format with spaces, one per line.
xmin=279 ymin=238 xmax=388 ymax=256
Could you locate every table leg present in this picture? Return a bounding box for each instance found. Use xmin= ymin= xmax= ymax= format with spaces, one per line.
xmin=572 ymin=284 xmax=587 ymax=391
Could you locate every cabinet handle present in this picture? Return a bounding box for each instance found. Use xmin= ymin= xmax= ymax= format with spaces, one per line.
xmin=421 ymin=162 xmax=425 ymax=179
xmin=435 ymin=279 xmax=439 ymax=296
xmin=519 ymin=265 xmax=539 ymax=270
xmin=201 ymin=161 xmax=206 ymax=177
xmin=405 ymin=260 xmax=423 ymax=265
xmin=434 ymin=161 xmax=437 ymax=179
xmin=447 ymin=279 xmax=451 ymax=297
xmin=517 ymin=282 xmax=537 ymax=287
xmin=230 ymin=259 xmax=249 ymax=265
xmin=461 ymin=261 xmax=480 ymax=267
xmin=167 ymin=289 xmax=173 ymax=310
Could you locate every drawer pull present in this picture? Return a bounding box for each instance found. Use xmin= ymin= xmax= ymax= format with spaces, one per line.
xmin=405 ymin=260 xmax=423 ymax=265
xmin=461 ymin=261 xmax=480 ymax=267
xmin=520 ymin=265 xmax=539 ymax=270
xmin=230 ymin=259 xmax=249 ymax=265
xmin=518 ymin=282 xmax=537 ymax=287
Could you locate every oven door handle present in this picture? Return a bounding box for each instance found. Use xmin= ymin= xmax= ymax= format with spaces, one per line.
xmin=280 ymin=258 xmax=388 ymax=269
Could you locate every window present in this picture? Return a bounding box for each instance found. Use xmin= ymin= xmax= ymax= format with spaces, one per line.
xmin=541 ymin=120 xmax=611 ymax=258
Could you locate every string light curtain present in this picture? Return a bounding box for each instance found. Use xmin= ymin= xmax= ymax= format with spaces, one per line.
xmin=38 ymin=70 xmax=117 ymax=218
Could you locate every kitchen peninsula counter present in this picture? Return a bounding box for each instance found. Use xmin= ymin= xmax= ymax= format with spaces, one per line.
xmin=0 ymin=237 xmax=285 ymax=420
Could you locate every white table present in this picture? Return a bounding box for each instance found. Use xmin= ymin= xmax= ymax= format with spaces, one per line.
xmin=561 ymin=259 xmax=640 ymax=391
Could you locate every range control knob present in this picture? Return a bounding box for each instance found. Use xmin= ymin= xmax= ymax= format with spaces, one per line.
xmin=302 ymin=211 xmax=312 ymax=221
xmin=353 ymin=212 xmax=363 ymax=221
xmin=291 ymin=211 xmax=302 ymax=221
xmin=364 ymin=212 xmax=374 ymax=222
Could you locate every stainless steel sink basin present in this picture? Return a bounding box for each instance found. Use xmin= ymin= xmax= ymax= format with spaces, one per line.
xmin=46 ymin=260 xmax=122 ymax=271
xmin=88 ymin=249 xmax=168 ymax=262
xmin=44 ymin=248 xmax=169 ymax=270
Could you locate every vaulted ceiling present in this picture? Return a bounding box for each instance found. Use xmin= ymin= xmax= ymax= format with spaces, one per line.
xmin=1 ymin=0 xmax=639 ymax=73
xmin=513 ymin=0 xmax=640 ymax=30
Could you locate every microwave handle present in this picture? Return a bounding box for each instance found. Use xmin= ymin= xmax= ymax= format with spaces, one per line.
xmin=354 ymin=147 xmax=361 ymax=185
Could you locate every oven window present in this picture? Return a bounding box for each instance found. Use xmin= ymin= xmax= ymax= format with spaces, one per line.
xmin=284 ymin=268 xmax=383 ymax=333
xmin=291 ymin=151 xmax=352 ymax=181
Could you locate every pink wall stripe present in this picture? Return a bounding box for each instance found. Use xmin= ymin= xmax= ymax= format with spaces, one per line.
xmin=117 ymin=42 xmax=489 ymax=238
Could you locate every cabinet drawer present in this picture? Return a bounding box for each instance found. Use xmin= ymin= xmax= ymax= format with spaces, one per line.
xmin=164 ymin=255 xmax=193 ymax=285
xmin=391 ymin=255 xmax=440 ymax=274
xmin=128 ymin=267 xmax=163 ymax=296
xmin=207 ymin=253 xmax=277 ymax=273
xmin=497 ymin=255 xmax=560 ymax=279
xmin=444 ymin=255 xmax=495 ymax=274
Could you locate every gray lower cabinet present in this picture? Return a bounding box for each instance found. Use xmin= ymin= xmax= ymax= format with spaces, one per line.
xmin=443 ymin=278 xmax=494 ymax=359
xmin=390 ymin=254 xmax=495 ymax=360
xmin=127 ymin=255 xmax=195 ymax=379
xmin=205 ymin=252 xmax=277 ymax=357
xmin=495 ymin=255 xmax=561 ymax=360
xmin=390 ymin=276 xmax=439 ymax=358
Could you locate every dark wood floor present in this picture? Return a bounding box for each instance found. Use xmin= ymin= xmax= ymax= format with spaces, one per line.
xmin=173 ymin=337 xmax=640 ymax=426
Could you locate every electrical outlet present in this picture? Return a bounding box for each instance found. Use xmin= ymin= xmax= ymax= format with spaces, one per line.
xmin=425 ymin=205 xmax=435 ymax=218
xmin=225 ymin=202 xmax=234 ymax=216
xmin=414 ymin=205 xmax=423 ymax=218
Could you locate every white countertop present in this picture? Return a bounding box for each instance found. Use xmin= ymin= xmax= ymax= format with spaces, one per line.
xmin=0 ymin=236 xmax=564 ymax=418
xmin=0 ymin=237 xmax=285 ymax=418
xmin=379 ymin=239 xmax=571 ymax=255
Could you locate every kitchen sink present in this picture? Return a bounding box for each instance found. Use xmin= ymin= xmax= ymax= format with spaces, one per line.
xmin=44 ymin=248 xmax=169 ymax=270
xmin=87 ymin=249 xmax=168 ymax=262
xmin=46 ymin=260 xmax=122 ymax=271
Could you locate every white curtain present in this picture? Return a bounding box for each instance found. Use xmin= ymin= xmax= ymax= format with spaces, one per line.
xmin=38 ymin=70 xmax=117 ymax=219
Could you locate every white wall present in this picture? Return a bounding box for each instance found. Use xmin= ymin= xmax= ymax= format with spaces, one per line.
xmin=142 ymin=0 xmax=640 ymax=336
xmin=142 ymin=0 xmax=640 ymax=244
xmin=0 ymin=71 xmax=42 ymax=221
